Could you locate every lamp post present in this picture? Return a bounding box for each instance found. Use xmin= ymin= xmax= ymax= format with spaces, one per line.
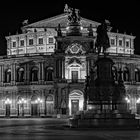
xmin=35 ymin=98 xmax=43 ymax=116
xmin=5 ymin=98 xmax=12 ymax=117
xmin=18 ymin=98 xmax=27 ymax=116
xmin=125 ymin=96 xmax=130 ymax=111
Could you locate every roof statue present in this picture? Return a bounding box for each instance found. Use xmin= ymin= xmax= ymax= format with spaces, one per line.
xmin=95 ymin=20 xmax=111 ymax=55
xmin=22 ymin=19 xmax=29 ymax=26
xmin=64 ymin=4 xmax=81 ymax=24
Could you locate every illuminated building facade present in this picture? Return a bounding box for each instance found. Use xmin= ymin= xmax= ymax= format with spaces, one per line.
xmin=0 ymin=5 xmax=139 ymax=118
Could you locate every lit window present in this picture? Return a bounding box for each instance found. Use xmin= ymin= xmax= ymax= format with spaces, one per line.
xmin=20 ymin=40 xmax=24 ymax=46
xmin=12 ymin=41 xmax=16 ymax=47
xmin=126 ymin=41 xmax=129 ymax=47
xmin=38 ymin=38 xmax=43 ymax=45
xmin=29 ymin=39 xmax=34 ymax=45
xmin=71 ymin=71 xmax=78 ymax=83
xmin=119 ymin=40 xmax=123 ymax=46
xmin=135 ymin=69 xmax=140 ymax=82
xmin=110 ymin=39 xmax=115 ymax=45
xmin=48 ymin=37 xmax=54 ymax=44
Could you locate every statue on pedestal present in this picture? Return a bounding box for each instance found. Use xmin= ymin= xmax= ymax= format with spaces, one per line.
xmin=95 ymin=20 xmax=110 ymax=55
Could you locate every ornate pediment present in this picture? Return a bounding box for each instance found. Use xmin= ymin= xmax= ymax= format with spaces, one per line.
xmin=23 ymin=14 xmax=100 ymax=29
xmin=65 ymin=43 xmax=86 ymax=54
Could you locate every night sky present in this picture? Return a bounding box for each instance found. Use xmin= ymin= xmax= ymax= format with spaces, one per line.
xmin=0 ymin=0 xmax=139 ymax=55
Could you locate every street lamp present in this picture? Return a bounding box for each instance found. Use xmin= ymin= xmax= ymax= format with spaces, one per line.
xmin=125 ymin=97 xmax=130 ymax=103
xmin=5 ymin=98 xmax=12 ymax=104
xmin=17 ymin=98 xmax=27 ymax=116
xmin=125 ymin=96 xmax=131 ymax=112
xmin=35 ymin=98 xmax=43 ymax=116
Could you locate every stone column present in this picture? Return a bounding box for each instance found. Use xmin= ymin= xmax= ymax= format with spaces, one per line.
xmin=129 ymin=63 xmax=135 ymax=82
xmin=41 ymin=62 xmax=44 ymax=82
xmin=39 ymin=62 xmax=41 ymax=83
xmin=39 ymin=61 xmax=44 ymax=84
xmin=0 ymin=65 xmax=2 ymax=83
xmin=62 ymin=58 xmax=65 ymax=79
xmin=86 ymin=58 xmax=90 ymax=76
xmin=7 ymin=38 xmax=12 ymax=55
xmin=55 ymin=58 xmax=59 ymax=78
xmin=66 ymin=86 xmax=70 ymax=115
xmin=54 ymin=86 xmax=58 ymax=114
xmin=116 ymin=35 xmax=118 ymax=53
xmin=24 ymin=63 xmax=27 ymax=83
xmin=34 ymin=32 xmax=37 ymax=53
xmin=16 ymin=36 xmax=19 ymax=55
xmin=25 ymin=63 xmax=30 ymax=84
xmin=1 ymin=65 xmax=4 ymax=84
xmin=11 ymin=63 xmax=16 ymax=85
xmin=25 ymin=35 xmax=27 ymax=54
xmin=59 ymin=59 xmax=62 ymax=79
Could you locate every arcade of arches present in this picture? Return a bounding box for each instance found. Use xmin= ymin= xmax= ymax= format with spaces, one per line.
xmin=0 ymin=89 xmax=85 ymax=117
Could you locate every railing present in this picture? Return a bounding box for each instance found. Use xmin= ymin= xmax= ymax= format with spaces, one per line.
xmin=67 ymin=79 xmax=85 ymax=83
xmin=0 ymin=79 xmax=86 ymax=86
xmin=2 ymin=79 xmax=140 ymax=86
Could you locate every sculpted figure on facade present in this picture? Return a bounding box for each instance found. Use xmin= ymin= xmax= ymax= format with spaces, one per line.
xmin=64 ymin=4 xmax=81 ymax=24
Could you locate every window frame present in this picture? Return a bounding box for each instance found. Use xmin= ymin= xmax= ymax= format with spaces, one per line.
xmin=12 ymin=41 xmax=17 ymax=48
xmin=48 ymin=37 xmax=54 ymax=44
xmin=38 ymin=37 xmax=44 ymax=45
xmin=110 ymin=38 xmax=116 ymax=46
xmin=126 ymin=40 xmax=130 ymax=47
xmin=28 ymin=38 xmax=34 ymax=46
xmin=118 ymin=39 xmax=123 ymax=46
xmin=20 ymin=40 xmax=25 ymax=47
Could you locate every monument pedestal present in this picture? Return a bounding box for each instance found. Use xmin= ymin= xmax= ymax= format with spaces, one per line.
xmin=69 ymin=56 xmax=140 ymax=129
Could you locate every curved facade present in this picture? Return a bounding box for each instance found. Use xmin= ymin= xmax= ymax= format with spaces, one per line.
xmin=0 ymin=6 xmax=140 ymax=117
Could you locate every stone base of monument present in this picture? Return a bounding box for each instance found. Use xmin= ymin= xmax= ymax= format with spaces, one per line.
xmin=69 ymin=110 xmax=140 ymax=129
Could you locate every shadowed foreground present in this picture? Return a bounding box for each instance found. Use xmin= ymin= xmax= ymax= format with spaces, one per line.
xmin=0 ymin=118 xmax=139 ymax=140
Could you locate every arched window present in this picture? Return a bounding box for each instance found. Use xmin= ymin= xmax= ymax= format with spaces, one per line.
xmin=123 ymin=67 xmax=129 ymax=81
xmin=112 ymin=67 xmax=118 ymax=81
xmin=46 ymin=95 xmax=54 ymax=115
xmin=5 ymin=69 xmax=11 ymax=83
xmin=17 ymin=67 xmax=24 ymax=82
xmin=45 ymin=67 xmax=53 ymax=81
xmin=135 ymin=68 xmax=140 ymax=82
xmin=46 ymin=95 xmax=53 ymax=101
xmin=30 ymin=67 xmax=38 ymax=82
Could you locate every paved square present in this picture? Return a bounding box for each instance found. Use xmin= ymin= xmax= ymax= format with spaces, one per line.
xmin=0 ymin=118 xmax=139 ymax=140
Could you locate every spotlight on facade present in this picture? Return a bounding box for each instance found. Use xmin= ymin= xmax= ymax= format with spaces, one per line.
xmin=80 ymin=26 xmax=83 ymax=30
xmin=136 ymin=98 xmax=140 ymax=103
xmin=5 ymin=98 xmax=12 ymax=104
xmin=87 ymin=104 xmax=94 ymax=110
xmin=66 ymin=27 xmax=69 ymax=30
xmin=125 ymin=97 xmax=130 ymax=103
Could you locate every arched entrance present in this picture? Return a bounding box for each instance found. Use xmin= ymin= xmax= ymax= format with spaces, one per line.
xmin=5 ymin=98 xmax=12 ymax=117
xmin=69 ymin=90 xmax=84 ymax=115
xmin=31 ymin=96 xmax=38 ymax=116
xmin=17 ymin=97 xmax=27 ymax=116
xmin=45 ymin=95 xmax=54 ymax=116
